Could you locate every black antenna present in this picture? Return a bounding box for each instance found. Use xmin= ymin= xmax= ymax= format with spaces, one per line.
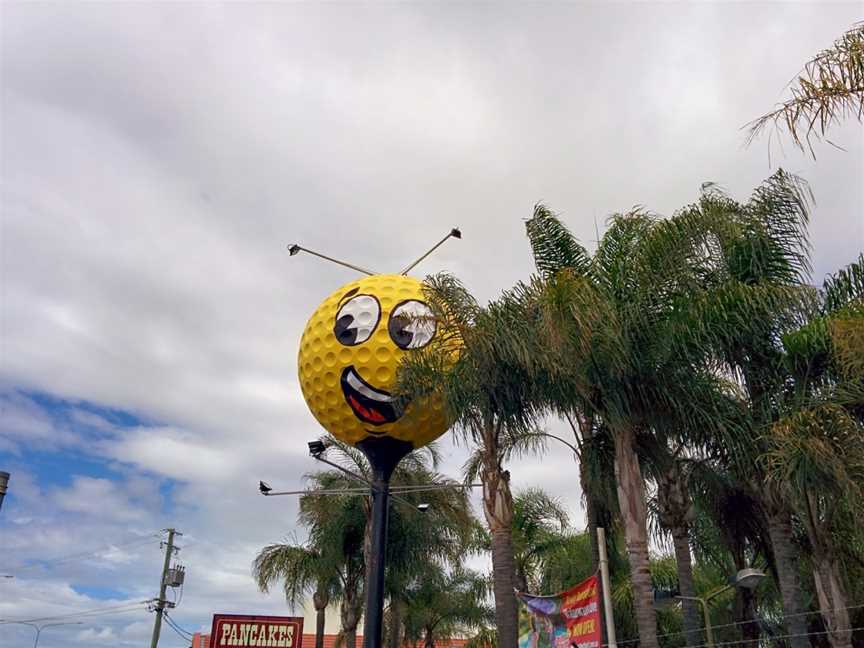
xmin=287 ymin=244 xmax=377 ymax=276
xmin=399 ymin=228 xmax=461 ymax=275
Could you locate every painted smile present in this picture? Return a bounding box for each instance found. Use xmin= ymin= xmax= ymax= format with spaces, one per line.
xmin=340 ymin=366 xmax=404 ymax=427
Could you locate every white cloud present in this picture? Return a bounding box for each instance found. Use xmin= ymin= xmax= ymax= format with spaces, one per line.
xmin=1 ymin=3 xmax=862 ymax=647
xmin=0 ymin=391 xmax=80 ymax=452
xmin=53 ymin=477 xmax=147 ymax=523
xmin=76 ymin=626 xmax=118 ymax=644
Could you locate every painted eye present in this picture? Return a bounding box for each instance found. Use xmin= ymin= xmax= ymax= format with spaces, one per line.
xmin=388 ymin=300 xmax=437 ymax=350
xmin=334 ymin=295 xmax=381 ymax=346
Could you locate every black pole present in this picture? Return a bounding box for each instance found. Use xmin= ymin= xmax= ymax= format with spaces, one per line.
xmin=0 ymin=472 xmax=9 ymax=512
xmin=356 ymin=437 xmax=412 ymax=648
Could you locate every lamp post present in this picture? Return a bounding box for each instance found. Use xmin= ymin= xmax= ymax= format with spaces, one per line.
xmin=299 ymin=439 xmax=483 ymax=648
xmin=307 ymin=437 xmax=412 ymax=648
xmin=2 ymin=621 xmax=83 ymax=648
xmin=676 ymin=569 xmax=766 ymax=648
xmin=0 ymin=471 xmax=9 ymax=511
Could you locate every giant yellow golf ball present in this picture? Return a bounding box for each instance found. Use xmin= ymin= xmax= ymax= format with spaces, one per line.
xmin=298 ymin=274 xmax=448 ymax=448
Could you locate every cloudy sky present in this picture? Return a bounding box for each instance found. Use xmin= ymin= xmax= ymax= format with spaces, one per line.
xmin=1 ymin=3 xmax=862 ymax=647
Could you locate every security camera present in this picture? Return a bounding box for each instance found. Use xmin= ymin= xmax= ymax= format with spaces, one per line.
xmin=259 ymin=481 xmax=273 ymax=494
xmin=416 ymin=503 xmax=430 ymax=513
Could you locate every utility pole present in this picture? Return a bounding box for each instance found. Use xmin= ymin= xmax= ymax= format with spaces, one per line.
xmin=150 ymin=528 xmax=181 ymax=648
xmin=597 ymin=527 xmax=617 ymax=648
xmin=0 ymin=471 xmax=10 ymax=511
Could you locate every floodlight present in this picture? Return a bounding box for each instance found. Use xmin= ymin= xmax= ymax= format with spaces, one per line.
xmin=734 ymin=568 xmax=766 ymax=590
xmin=308 ymin=440 xmax=326 ymax=457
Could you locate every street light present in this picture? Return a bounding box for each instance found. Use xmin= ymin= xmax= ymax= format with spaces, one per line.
xmin=259 ymin=440 xmax=478 ymax=509
xmin=677 ymin=569 xmax=766 ymax=648
xmin=2 ymin=621 xmax=83 ymax=648
xmin=0 ymin=471 xmax=10 ymax=511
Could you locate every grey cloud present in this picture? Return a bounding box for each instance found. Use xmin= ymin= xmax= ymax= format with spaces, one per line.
xmin=1 ymin=3 xmax=862 ymax=646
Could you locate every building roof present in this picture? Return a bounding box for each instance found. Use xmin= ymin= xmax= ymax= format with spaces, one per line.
xmin=191 ymin=632 xmax=470 ymax=648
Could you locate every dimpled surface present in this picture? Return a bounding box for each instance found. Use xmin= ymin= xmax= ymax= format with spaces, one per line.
xmin=298 ymin=274 xmax=449 ymax=448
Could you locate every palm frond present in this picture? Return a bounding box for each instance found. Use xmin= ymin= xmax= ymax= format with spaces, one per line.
xmin=525 ymin=204 xmax=591 ymax=279
xmin=822 ymin=253 xmax=864 ymax=313
xmin=746 ymin=22 xmax=864 ymax=156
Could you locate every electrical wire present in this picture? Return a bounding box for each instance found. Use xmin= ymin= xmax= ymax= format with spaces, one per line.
xmin=0 ymin=601 xmax=149 ymax=625
xmin=176 ymin=581 xmax=185 ymax=608
xmin=390 ymin=482 xmax=482 ymax=493
xmin=2 ymin=533 xmax=162 ymax=574
xmin=164 ymin=617 xmax=193 ymax=643
xmin=164 ymin=613 xmax=194 ymax=639
xmin=604 ymin=602 xmax=864 ymax=647
xmin=644 ymin=625 xmax=864 ymax=648
xmin=164 ymin=612 xmax=193 ymax=636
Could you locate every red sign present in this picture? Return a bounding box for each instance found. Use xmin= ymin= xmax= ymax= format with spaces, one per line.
xmin=209 ymin=614 xmax=303 ymax=648
xmin=560 ymin=576 xmax=601 ymax=647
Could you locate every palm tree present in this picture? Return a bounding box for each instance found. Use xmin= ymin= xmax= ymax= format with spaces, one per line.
xmin=252 ymin=467 xmax=366 ymax=648
xmin=464 ymin=626 xmax=498 ymax=648
xmin=396 ymin=274 xmax=546 ymax=648
xmin=382 ymin=453 xmax=477 ymax=648
xmin=689 ymin=464 xmax=772 ymax=647
xmin=301 ymin=437 xmax=477 ymax=648
xmin=401 ymin=565 xmax=493 ymax=648
xmin=671 ymin=171 xmax=818 ymax=648
xmin=653 ymin=448 xmax=701 ymax=647
xmin=508 ymin=203 xmax=744 ymax=648
xmin=746 ymin=22 xmax=864 ymax=156
xmin=509 ymin=488 xmax=569 ymax=593
xmin=297 ymin=470 xmax=367 ymax=648
xmin=761 ymin=254 xmax=864 ymax=648
xmin=253 ymin=543 xmax=338 ymax=648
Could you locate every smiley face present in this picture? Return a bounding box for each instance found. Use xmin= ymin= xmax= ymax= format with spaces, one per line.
xmin=298 ymin=274 xmax=449 ymax=448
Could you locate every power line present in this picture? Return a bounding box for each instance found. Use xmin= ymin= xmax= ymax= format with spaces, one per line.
xmin=687 ymin=625 xmax=864 ymax=648
xmin=2 ymin=533 xmax=162 ymax=574
xmin=0 ymin=601 xmax=149 ymax=625
xmin=605 ymin=602 xmax=864 ymax=647
xmin=164 ymin=613 xmax=193 ymax=640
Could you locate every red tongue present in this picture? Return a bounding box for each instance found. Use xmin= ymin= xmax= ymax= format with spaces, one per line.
xmin=348 ymin=395 xmax=386 ymax=423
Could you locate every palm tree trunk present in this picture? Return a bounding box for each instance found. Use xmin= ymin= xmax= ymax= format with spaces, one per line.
xmin=613 ymin=426 xmax=657 ymax=648
xmin=672 ymin=530 xmax=701 ymax=648
xmin=343 ymin=627 xmax=357 ymax=648
xmin=315 ymin=607 xmax=327 ymax=648
xmin=388 ymin=599 xmax=402 ymax=648
xmin=801 ymin=494 xmax=852 ymax=648
xmin=341 ymin=590 xmax=361 ymax=648
xmin=765 ymin=508 xmax=810 ymax=648
xmin=812 ymin=554 xmax=852 ymax=648
xmin=480 ymin=422 xmax=518 ymax=648
xmin=735 ymin=586 xmax=760 ymax=648
xmin=489 ymin=526 xmax=518 ymax=648
xmin=581 ymin=460 xmax=601 ymax=573
xmin=313 ymin=589 xmax=328 ymax=648
xmin=514 ymin=564 xmax=528 ymax=593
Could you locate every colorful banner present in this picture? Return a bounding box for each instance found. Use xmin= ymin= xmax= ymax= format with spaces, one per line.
xmin=517 ymin=574 xmax=602 ymax=648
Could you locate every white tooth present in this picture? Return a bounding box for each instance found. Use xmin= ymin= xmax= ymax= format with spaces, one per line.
xmin=347 ymin=370 xmax=393 ymax=403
